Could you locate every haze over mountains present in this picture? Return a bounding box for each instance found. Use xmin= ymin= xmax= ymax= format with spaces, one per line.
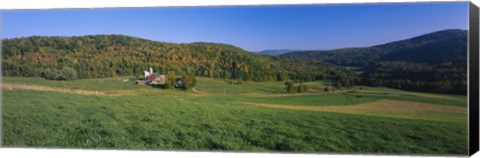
xmin=2 ymin=29 xmax=468 ymax=94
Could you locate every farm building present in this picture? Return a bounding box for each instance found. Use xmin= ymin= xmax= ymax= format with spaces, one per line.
xmin=137 ymin=67 xmax=163 ymax=85
xmin=136 ymin=67 xmax=185 ymax=88
xmin=149 ymin=73 xmax=166 ymax=85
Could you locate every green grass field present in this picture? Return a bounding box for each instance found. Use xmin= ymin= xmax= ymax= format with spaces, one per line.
xmin=194 ymin=77 xmax=286 ymax=94
xmin=1 ymin=76 xmax=468 ymax=155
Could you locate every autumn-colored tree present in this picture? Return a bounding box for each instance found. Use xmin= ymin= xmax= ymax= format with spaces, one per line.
xmin=166 ymin=71 xmax=176 ymax=89
xmin=182 ymin=74 xmax=195 ymax=90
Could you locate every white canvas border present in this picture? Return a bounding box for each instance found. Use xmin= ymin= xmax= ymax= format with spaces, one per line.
xmin=0 ymin=0 xmax=478 ymax=158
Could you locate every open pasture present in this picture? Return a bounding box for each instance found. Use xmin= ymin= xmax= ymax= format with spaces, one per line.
xmin=1 ymin=76 xmax=468 ymax=155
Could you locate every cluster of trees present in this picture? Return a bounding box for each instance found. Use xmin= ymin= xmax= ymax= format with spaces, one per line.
xmin=278 ymin=59 xmax=358 ymax=85
xmin=284 ymin=81 xmax=309 ymax=93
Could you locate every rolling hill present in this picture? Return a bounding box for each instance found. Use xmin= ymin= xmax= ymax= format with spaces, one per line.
xmin=1 ymin=34 xmax=348 ymax=83
xmin=279 ymin=29 xmax=467 ymax=67
xmin=1 ymin=35 xmax=279 ymax=81
xmin=279 ymin=29 xmax=468 ymax=94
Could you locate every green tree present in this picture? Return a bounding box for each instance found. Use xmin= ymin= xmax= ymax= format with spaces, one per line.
xmin=61 ymin=67 xmax=78 ymax=80
xmin=284 ymin=81 xmax=295 ymax=93
xmin=297 ymin=83 xmax=308 ymax=93
xmin=43 ymin=68 xmax=59 ymax=80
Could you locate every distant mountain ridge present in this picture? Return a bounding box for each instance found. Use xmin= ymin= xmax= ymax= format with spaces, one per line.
xmin=255 ymin=49 xmax=301 ymax=56
xmin=279 ymin=29 xmax=467 ymax=66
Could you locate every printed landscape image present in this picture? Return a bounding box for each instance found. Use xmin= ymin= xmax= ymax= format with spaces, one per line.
xmin=1 ymin=2 xmax=470 ymax=155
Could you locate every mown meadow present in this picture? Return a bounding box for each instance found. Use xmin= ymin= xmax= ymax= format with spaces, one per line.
xmin=1 ymin=76 xmax=468 ymax=155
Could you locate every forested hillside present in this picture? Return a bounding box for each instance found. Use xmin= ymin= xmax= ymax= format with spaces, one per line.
xmin=279 ymin=29 xmax=468 ymax=94
xmin=280 ymin=29 xmax=467 ymax=66
xmin=1 ymin=35 xmax=353 ymax=84
xmin=360 ymin=61 xmax=466 ymax=94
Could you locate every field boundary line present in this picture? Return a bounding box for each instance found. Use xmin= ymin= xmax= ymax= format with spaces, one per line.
xmin=2 ymin=83 xmax=127 ymax=96
xmin=241 ymin=100 xmax=467 ymax=123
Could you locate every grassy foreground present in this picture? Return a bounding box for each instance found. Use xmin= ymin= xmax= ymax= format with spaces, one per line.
xmin=1 ymin=77 xmax=468 ymax=155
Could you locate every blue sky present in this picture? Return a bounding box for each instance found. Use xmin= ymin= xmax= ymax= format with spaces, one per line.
xmin=2 ymin=2 xmax=469 ymax=52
